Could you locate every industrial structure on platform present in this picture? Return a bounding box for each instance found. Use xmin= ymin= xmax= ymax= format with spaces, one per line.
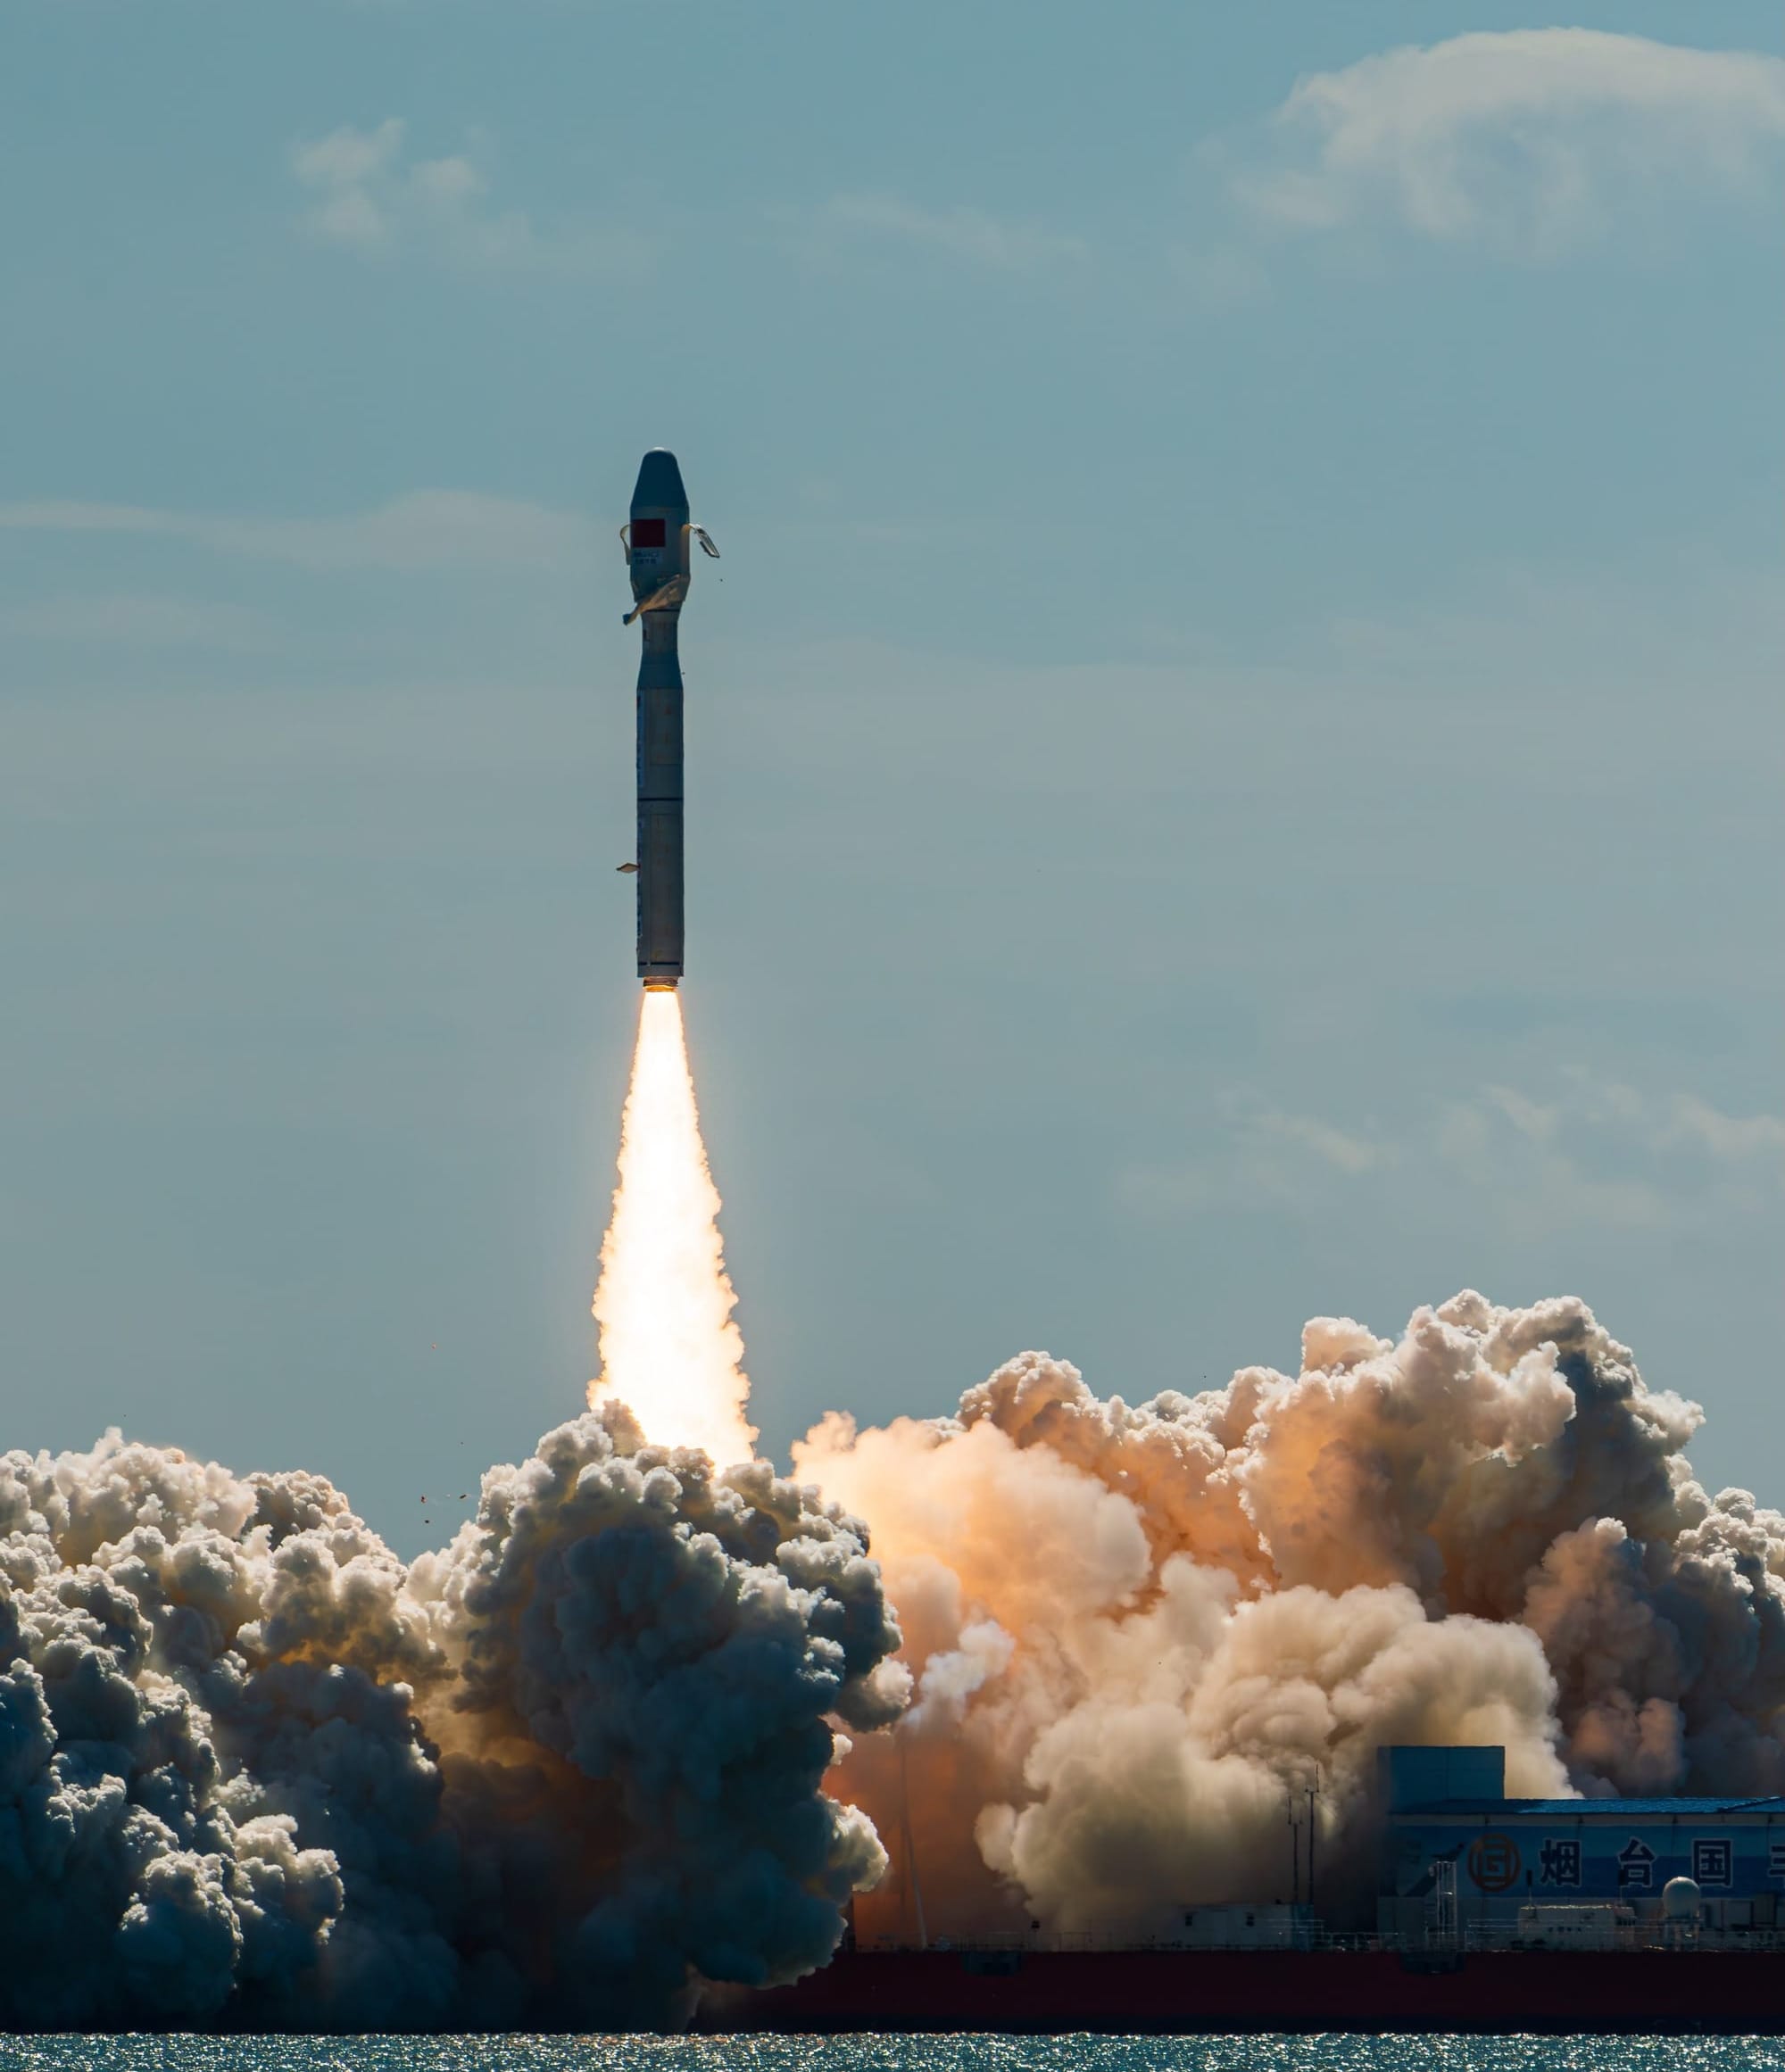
xmin=867 ymin=1745 xmax=1785 ymax=1956
xmin=1376 ymin=1743 xmax=1785 ymax=1947
xmin=715 ymin=1745 xmax=1785 ymax=2030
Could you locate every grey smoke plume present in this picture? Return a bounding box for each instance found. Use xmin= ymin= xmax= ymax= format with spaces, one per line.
xmin=0 ymin=1405 xmax=902 ymax=2030
xmin=798 ymin=1292 xmax=1785 ymax=1939
xmin=8 ymin=1287 xmax=1780 ymax=2018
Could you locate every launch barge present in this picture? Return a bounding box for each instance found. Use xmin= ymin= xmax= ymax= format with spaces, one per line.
xmin=702 ymin=1749 xmax=1785 ymax=2034
xmin=702 ymin=1940 xmax=1785 ymax=2035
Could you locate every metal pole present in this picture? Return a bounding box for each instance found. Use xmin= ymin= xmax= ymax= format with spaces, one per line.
xmin=1287 ymin=1786 xmax=1299 ymax=1906
xmin=1307 ymin=1784 xmax=1318 ymax=1910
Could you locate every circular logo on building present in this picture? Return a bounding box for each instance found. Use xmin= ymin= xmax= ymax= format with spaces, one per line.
xmin=1467 ymin=1834 xmax=1523 ymax=1892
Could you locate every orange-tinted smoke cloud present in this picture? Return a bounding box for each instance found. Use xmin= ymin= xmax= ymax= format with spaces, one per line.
xmin=796 ymin=1293 xmax=1739 ymax=1942
xmin=588 ymin=988 xmax=757 ymax=1466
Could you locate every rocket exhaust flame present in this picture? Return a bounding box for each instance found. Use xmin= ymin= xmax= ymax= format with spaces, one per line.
xmin=589 ymin=985 xmax=757 ymax=1465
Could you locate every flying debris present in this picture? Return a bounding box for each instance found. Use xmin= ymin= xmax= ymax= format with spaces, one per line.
xmin=617 ymin=862 xmax=638 ymax=874
xmin=621 ymin=449 xmax=718 ymax=990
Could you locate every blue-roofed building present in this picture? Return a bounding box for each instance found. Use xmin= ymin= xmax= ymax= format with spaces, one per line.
xmin=1377 ymin=1746 xmax=1785 ymax=1935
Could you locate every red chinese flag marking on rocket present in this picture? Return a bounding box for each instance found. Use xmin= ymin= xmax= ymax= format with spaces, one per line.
xmin=631 ymin=518 xmax=668 ymax=548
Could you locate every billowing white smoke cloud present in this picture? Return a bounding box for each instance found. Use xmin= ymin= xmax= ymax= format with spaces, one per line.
xmin=10 ymin=1286 xmax=1781 ymax=2017
xmin=0 ymin=1406 xmax=903 ymax=2030
xmin=799 ymin=1292 xmax=1785 ymax=1940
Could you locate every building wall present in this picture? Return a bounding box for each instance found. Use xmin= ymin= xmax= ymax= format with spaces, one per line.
xmin=1377 ymin=1745 xmax=1506 ymax=1810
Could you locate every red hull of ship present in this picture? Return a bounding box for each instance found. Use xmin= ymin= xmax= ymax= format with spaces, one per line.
xmin=700 ymin=1947 xmax=1785 ymax=2034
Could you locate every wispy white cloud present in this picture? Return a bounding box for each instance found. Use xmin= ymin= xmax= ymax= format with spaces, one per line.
xmin=0 ymin=593 xmax=270 ymax=650
xmin=1119 ymin=1074 xmax=1784 ymax=1231
xmin=289 ymin=119 xmax=643 ymax=274
xmin=1435 ymin=1076 xmax=1785 ymax=1236
xmin=1666 ymin=1095 xmax=1785 ymax=1165
xmin=804 ymin=192 xmax=1088 ymax=273
xmin=1486 ymin=1076 xmax=1785 ymax=1179
xmin=0 ymin=492 xmax=594 ymax=572
xmin=1118 ymin=1098 xmax=1390 ymax=1215
xmin=1226 ymin=29 xmax=1785 ymax=256
xmin=1434 ymin=1090 xmax=1669 ymax=1235
xmin=1252 ymin=1105 xmax=1385 ymax=1176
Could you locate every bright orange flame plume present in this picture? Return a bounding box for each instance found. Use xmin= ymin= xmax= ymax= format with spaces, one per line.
xmin=588 ymin=988 xmax=757 ymax=1465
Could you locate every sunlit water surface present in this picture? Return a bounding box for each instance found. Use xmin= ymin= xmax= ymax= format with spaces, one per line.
xmin=4 ymin=2042 xmax=1785 ymax=2072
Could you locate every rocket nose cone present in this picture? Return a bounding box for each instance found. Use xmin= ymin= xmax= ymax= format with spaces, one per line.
xmin=632 ymin=448 xmax=688 ymax=511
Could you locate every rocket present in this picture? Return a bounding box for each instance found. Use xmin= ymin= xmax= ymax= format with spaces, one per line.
xmin=622 ymin=449 xmax=718 ymax=990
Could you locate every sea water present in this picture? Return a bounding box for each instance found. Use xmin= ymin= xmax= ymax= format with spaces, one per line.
xmin=4 ymin=2042 xmax=1785 ymax=2072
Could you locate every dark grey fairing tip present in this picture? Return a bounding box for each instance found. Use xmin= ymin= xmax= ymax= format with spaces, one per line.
xmin=632 ymin=448 xmax=687 ymax=510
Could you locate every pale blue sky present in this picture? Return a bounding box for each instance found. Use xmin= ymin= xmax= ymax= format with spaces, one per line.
xmin=4 ymin=3 xmax=1781 ymax=1554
